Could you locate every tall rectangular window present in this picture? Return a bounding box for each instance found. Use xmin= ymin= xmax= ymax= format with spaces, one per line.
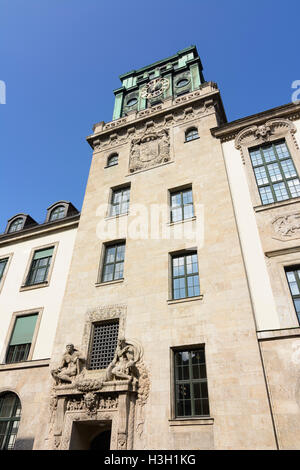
xmin=170 ymin=188 xmax=194 ymax=223
xmin=26 ymin=247 xmax=54 ymax=285
xmin=6 ymin=314 xmax=38 ymax=363
xmin=89 ymin=320 xmax=119 ymax=370
xmin=285 ymin=266 xmax=300 ymax=325
xmin=172 ymin=252 xmax=200 ymax=300
xmin=249 ymin=140 xmax=300 ymax=205
xmin=174 ymin=348 xmax=210 ymax=418
xmin=0 ymin=258 xmax=8 ymax=283
xmin=101 ymin=243 xmax=125 ymax=282
xmin=110 ymin=187 xmax=130 ymax=216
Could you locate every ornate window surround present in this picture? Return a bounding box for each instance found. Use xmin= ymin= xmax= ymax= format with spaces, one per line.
xmin=235 ymin=119 xmax=300 ymax=209
xmin=81 ymin=305 xmax=127 ymax=368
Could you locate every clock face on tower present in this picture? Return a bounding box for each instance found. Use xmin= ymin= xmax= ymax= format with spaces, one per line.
xmin=140 ymin=77 xmax=169 ymax=99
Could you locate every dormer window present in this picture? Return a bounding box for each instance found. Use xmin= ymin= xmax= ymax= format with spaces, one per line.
xmin=107 ymin=154 xmax=118 ymax=167
xmin=8 ymin=218 xmax=24 ymax=233
xmin=185 ymin=128 xmax=199 ymax=142
xmin=176 ymin=78 xmax=189 ymax=88
xmin=49 ymin=205 xmax=66 ymax=221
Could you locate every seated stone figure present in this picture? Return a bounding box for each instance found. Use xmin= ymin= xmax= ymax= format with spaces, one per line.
xmin=51 ymin=344 xmax=84 ymax=385
xmin=105 ymin=337 xmax=139 ymax=384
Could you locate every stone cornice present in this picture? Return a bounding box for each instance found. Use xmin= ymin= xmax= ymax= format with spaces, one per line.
xmin=86 ymin=82 xmax=227 ymax=150
xmin=0 ymin=213 xmax=80 ymax=247
xmin=211 ymin=102 xmax=300 ymax=143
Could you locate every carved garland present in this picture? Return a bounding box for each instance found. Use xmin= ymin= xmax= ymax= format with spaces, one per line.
xmin=234 ymin=118 xmax=298 ymax=164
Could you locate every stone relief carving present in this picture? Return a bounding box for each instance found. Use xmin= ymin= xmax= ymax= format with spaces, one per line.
xmin=129 ymin=128 xmax=170 ymax=173
xmin=272 ymin=213 xmax=300 ymax=240
xmin=92 ymin=96 xmax=218 ymax=153
xmin=235 ymin=118 xmax=298 ymax=164
xmin=51 ymin=344 xmax=85 ymax=385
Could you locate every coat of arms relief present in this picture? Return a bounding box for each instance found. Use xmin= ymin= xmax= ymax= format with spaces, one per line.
xmin=129 ymin=128 xmax=170 ymax=173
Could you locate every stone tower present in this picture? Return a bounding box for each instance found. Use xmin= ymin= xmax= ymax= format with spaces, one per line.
xmin=39 ymin=47 xmax=278 ymax=450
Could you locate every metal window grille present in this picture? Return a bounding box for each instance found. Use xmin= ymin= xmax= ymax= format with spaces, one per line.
xmin=250 ymin=140 xmax=300 ymax=205
xmin=174 ymin=348 xmax=209 ymax=418
xmin=0 ymin=392 xmax=21 ymax=450
xmin=89 ymin=320 xmax=119 ymax=370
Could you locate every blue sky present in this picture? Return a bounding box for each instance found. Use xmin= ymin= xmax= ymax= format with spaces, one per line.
xmin=1 ymin=0 xmax=299 ymax=232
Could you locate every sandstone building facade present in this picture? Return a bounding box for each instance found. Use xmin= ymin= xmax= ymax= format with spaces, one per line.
xmin=1 ymin=46 xmax=300 ymax=450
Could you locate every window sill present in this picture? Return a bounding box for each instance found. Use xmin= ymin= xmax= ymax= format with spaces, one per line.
xmin=95 ymin=278 xmax=124 ymax=287
xmin=254 ymin=196 xmax=300 ymax=212
xmin=168 ymin=216 xmax=196 ymax=226
xmin=167 ymin=295 xmax=203 ymax=305
xmin=20 ymin=281 xmax=49 ymax=292
xmin=0 ymin=358 xmax=50 ymax=371
xmin=169 ymin=417 xmax=214 ymax=426
xmin=105 ymin=212 xmax=129 ymax=221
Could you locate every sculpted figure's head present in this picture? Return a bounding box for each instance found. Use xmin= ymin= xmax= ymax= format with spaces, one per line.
xmin=66 ymin=344 xmax=75 ymax=354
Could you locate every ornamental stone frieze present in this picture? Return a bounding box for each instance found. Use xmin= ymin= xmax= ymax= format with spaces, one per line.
xmin=235 ymin=118 xmax=298 ymax=164
xmin=272 ymin=212 xmax=300 ymax=240
xmin=47 ymin=334 xmax=150 ymax=450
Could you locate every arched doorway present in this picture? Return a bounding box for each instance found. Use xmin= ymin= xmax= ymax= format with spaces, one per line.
xmin=90 ymin=429 xmax=111 ymax=450
xmin=0 ymin=392 xmax=21 ymax=450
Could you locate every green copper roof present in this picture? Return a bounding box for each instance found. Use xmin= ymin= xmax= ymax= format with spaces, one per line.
xmin=119 ymin=45 xmax=202 ymax=80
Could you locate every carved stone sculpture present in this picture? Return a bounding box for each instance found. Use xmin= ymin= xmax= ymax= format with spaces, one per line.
xmin=51 ymin=344 xmax=85 ymax=385
xmin=129 ymin=128 xmax=170 ymax=173
xmin=273 ymin=213 xmax=300 ymax=239
xmin=105 ymin=337 xmax=140 ymax=384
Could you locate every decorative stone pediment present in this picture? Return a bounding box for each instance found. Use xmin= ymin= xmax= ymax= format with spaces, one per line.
xmin=235 ymin=118 xmax=298 ymax=163
xmin=272 ymin=212 xmax=300 ymax=241
xmin=129 ymin=128 xmax=170 ymax=173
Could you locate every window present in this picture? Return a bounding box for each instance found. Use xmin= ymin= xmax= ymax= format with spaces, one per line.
xmin=0 ymin=258 xmax=8 ymax=283
xmin=250 ymin=140 xmax=300 ymax=205
xmin=126 ymin=98 xmax=137 ymax=107
xmin=172 ymin=252 xmax=200 ymax=300
xmin=26 ymin=247 xmax=54 ymax=286
xmin=170 ymin=188 xmax=194 ymax=222
xmin=110 ymin=187 xmax=130 ymax=217
xmin=101 ymin=242 xmax=125 ymax=283
xmin=89 ymin=320 xmax=119 ymax=370
xmin=0 ymin=393 xmax=21 ymax=450
xmin=107 ymin=154 xmax=118 ymax=167
xmin=49 ymin=205 xmax=65 ymax=221
xmin=8 ymin=218 xmax=23 ymax=233
xmin=285 ymin=266 xmax=300 ymax=325
xmin=176 ymin=78 xmax=189 ymax=88
xmin=6 ymin=314 xmax=38 ymax=364
xmin=185 ymin=128 xmax=199 ymax=142
xmin=174 ymin=348 xmax=209 ymax=418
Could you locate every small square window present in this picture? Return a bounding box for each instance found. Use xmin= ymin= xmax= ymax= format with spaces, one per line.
xmin=170 ymin=188 xmax=194 ymax=223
